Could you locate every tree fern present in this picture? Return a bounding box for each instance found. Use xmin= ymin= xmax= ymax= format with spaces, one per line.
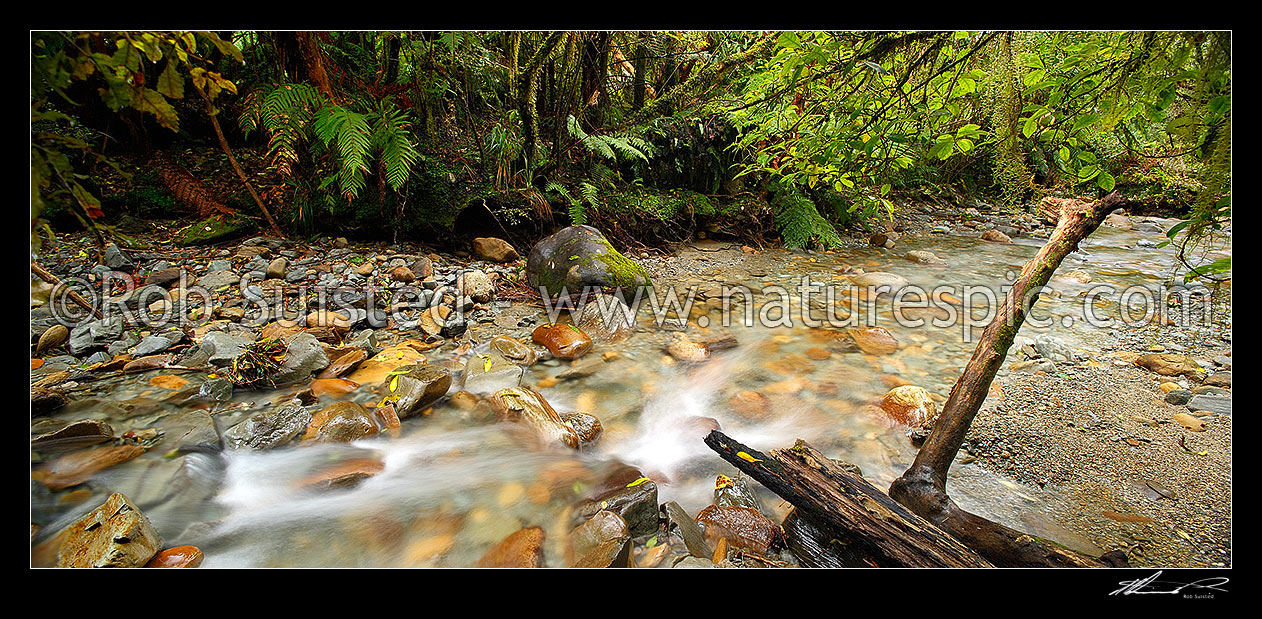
xmin=371 ymin=102 xmax=421 ymax=193
xmin=240 ymin=82 xmax=419 ymax=201
xmin=239 ymin=83 xmax=324 ymax=176
xmin=566 ymin=115 xmax=653 ymax=163
xmin=312 ymin=107 xmax=373 ymax=199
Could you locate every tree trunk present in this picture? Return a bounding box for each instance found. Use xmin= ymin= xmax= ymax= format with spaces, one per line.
xmin=517 ymin=32 xmax=565 ymax=172
xmin=888 ymin=191 xmax=1131 ymax=567
xmin=632 ymin=33 xmax=647 ymax=110
xmin=627 ymin=33 xmax=776 ymax=127
xmin=704 ymin=431 xmax=993 ymax=567
xmin=384 ymin=34 xmax=401 ymax=85
xmin=298 ymin=32 xmax=336 ymax=101
xmin=192 ymin=81 xmax=285 ymax=238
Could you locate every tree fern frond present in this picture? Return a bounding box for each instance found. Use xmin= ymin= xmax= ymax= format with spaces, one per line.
xmin=313 ymin=106 xmax=373 ymax=199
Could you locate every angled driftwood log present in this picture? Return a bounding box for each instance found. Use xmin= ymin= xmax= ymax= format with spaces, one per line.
xmin=705 ymin=192 xmax=1133 ymax=567
xmin=704 ymin=431 xmax=992 ymax=567
xmin=887 ymin=191 xmax=1130 ymax=567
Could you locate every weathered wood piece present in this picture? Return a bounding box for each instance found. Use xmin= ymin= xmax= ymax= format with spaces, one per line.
xmin=889 ymin=192 xmax=1131 ymax=568
xmin=704 ymin=431 xmax=992 ymax=567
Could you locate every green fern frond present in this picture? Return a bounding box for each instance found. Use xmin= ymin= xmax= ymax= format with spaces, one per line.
xmin=773 ymin=184 xmax=843 ymax=249
xmin=372 ymin=103 xmax=420 ymax=192
xmin=566 ymin=115 xmax=652 ymax=163
xmin=313 ymin=106 xmax=373 ymax=199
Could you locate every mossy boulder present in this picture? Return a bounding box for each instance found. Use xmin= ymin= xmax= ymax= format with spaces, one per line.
xmin=176 ymin=214 xmax=253 ymax=246
xmin=526 ymin=225 xmax=652 ymax=297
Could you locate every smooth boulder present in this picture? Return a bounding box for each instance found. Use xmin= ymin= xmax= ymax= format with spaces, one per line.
xmin=526 ymin=225 xmax=651 ymax=297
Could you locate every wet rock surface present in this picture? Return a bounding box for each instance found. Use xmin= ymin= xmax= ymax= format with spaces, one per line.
xmin=526 ymin=225 xmax=651 ymax=297
xmin=56 ymin=493 xmax=162 ymax=568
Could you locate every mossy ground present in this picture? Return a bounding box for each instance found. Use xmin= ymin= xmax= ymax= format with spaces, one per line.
xmin=176 ymin=214 xmax=254 ymax=246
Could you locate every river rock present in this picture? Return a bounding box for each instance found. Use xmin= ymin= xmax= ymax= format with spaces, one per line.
xmin=347 ymin=342 xmax=427 ymax=384
xmin=197 ymin=269 xmax=240 ymax=290
xmin=1165 ymin=389 xmax=1193 ymax=405
xmin=319 ymin=349 xmax=368 ymax=378
xmin=714 ymin=474 xmax=763 ymax=511
xmin=391 ymin=265 xmax=415 ymax=283
xmin=145 ymin=545 xmax=204 ymax=568
xmin=144 ymin=267 xmax=183 ymax=287
xmin=1187 ymin=395 xmax=1231 ymax=416
xmin=57 ymin=493 xmax=161 ymax=568
xmin=695 ymin=504 xmax=783 ymax=555
xmin=463 ymin=352 xmax=525 ymax=394
xmin=456 ymin=269 xmax=495 ymax=303
xmin=32 ymin=420 xmax=115 ymax=451
xmin=487 ymin=387 xmax=580 ymax=449
xmin=1034 ymin=334 xmax=1076 ymax=363
xmin=573 ymin=465 xmax=657 ymax=536
xmin=386 ymin=364 xmax=453 ymax=417
xmin=1105 ymin=212 xmax=1133 ymax=229
xmin=266 ymin=257 xmax=288 ymax=279
xmin=1203 ymin=371 xmax=1231 ymax=388
xmin=665 ymin=334 xmax=710 ymax=363
xmin=223 ymin=401 xmax=313 ymax=450
xmin=155 ymin=410 xmax=221 ymax=454
xmin=663 ymin=501 xmax=712 ymax=558
xmin=532 ymin=323 xmax=593 ymax=360
xmin=202 ymin=331 xmax=255 ymax=366
xmin=473 ymin=237 xmax=520 ymax=263
xmin=69 ymin=317 xmax=124 ymax=356
xmin=576 ymin=294 xmax=636 ymax=343
xmin=905 ymin=250 xmax=944 ymax=264
xmin=1136 ymin=353 xmax=1204 ymax=378
xmin=729 ymin=390 xmax=772 ymax=419
xmin=123 ymin=354 xmax=176 ymax=373
xmin=37 ymin=324 xmax=69 ymax=354
xmin=102 ymin=243 xmax=133 ymax=270
xmin=476 ymin=526 xmax=544 ymax=567
xmin=272 ymin=333 xmax=331 ymax=385
xmin=133 ymin=333 xmax=178 ymax=357
xmin=35 ymin=445 xmax=146 ymax=491
xmin=849 ymin=327 xmax=898 ymax=355
xmin=569 ymin=510 xmax=632 ymax=567
xmin=561 ymin=412 xmax=603 ymax=448
xmin=879 ymin=385 xmax=938 ymax=428
xmin=303 ymin=401 xmax=379 ymax=442
xmin=981 ymin=229 xmax=1012 ymax=243
xmin=31 ymin=387 xmax=69 ymax=416
xmin=849 ymin=271 xmax=909 ymax=290
xmin=488 ymin=335 xmax=537 ymax=366
xmin=526 ymin=225 xmax=651 ymax=297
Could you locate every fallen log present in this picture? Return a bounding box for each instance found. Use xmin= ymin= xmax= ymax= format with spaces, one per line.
xmin=888 ymin=192 xmax=1131 ymax=567
xmin=32 ymin=262 xmax=101 ymax=320
xmin=704 ymin=431 xmax=992 ymax=567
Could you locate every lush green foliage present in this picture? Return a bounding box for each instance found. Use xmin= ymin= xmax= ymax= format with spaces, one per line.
xmin=31 ymin=31 xmax=240 ymax=252
xmin=31 ymin=30 xmax=1230 ymax=266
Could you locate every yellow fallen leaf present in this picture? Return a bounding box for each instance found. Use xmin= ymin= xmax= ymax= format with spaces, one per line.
xmin=625 ymin=477 xmax=652 ymax=488
xmin=737 ymin=451 xmax=762 ymax=463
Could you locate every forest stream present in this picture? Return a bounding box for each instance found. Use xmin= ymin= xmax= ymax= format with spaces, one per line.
xmin=30 ymin=213 xmax=1232 ymax=568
